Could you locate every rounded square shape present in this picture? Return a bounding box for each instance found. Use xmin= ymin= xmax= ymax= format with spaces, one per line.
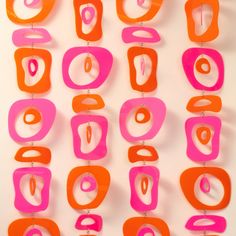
xmin=8 ymin=98 xmax=56 ymax=143
xmin=123 ymin=217 xmax=170 ymax=236
xmin=67 ymin=166 xmax=110 ymax=210
xmin=15 ymin=48 xmax=52 ymax=93
xmin=62 ymin=47 xmax=113 ymax=89
xmin=185 ymin=0 xmax=219 ymax=42
xmin=130 ymin=166 xmax=159 ymax=212
xmin=128 ymin=46 xmax=157 ymax=92
xmin=180 ymin=167 xmax=231 ymax=210
xmin=71 ymin=114 xmax=108 ymax=160
xmin=116 ymin=0 xmax=163 ymax=23
xmin=74 ymin=0 xmax=103 ymax=41
xmin=119 ymin=97 xmax=166 ymax=142
xmin=182 ymin=47 xmax=224 ymax=91
xmin=6 ymin=0 xmax=55 ymax=24
xmin=185 ymin=116 xmax=221 ymax=162
xmin=8 ymin=218 xmax=60 ymax=236
xmin=13 ymin=167 xmax=51 ymax=213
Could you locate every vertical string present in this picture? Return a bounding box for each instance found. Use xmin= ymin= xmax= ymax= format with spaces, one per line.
xmin=30 ymin=22 xmax=35 ymax=226
xmin=86 ymin=3 xmax=91 ymax=234
xmin=200 ymin=4 xmax=207 ymax=236
xmin=140 ymin=21 xmax=148 ymax=217
xmin=139 ymin=20 xmax=147 ymax=219
xmin=200 ymin=3 xmax=203 ymax=26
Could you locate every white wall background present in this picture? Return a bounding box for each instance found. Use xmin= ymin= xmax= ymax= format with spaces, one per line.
xmin=0 ymin=0 xmax=236 ymax=235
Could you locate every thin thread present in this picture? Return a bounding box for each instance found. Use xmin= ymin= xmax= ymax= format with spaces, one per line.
xmin=30 ymin=23 xmax=35 ymax=225
xmin=86 ymin=37 xmax=92 ymax=220
xmin=201 ymin=5 xmax=207 ymax=236
xmin=201 ymin=4 xmax=203 ymax=26
xmin=139 ymin=20 xmax=147 ymax=215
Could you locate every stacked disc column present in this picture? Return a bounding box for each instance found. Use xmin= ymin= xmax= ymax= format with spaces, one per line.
xmin=180 ymin=0 xmax=231 ymax=235
xmin=63 ymin=1 xmax=113 ymax=235
xmin=116 ymin=1 xmax=170 ymax=235
xmin=7 ymin=0 xmax=60 ymax=235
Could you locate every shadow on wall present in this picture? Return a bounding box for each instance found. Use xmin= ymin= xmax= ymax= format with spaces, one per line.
xmin=210 ymin=1 xmax=236 ymax=50
xmin=217 ymin=106 xmax=236 ymax=166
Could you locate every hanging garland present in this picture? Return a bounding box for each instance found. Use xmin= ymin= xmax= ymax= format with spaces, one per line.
xmin=116 ymin=1 xmax=170 ymax=235
xmin=7 ymin=0 xmax=59 ymax=235
xmin=63 ymin=0 xmax=113 ymax=234
xmin=3 ymin=1 xmax=232 ymax=235
xmin=180 ymin=0 xmax=231 ymax=234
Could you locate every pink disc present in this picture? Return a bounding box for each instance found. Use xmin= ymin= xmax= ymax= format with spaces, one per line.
xmin=62 ymin=47 xmax=113 ymax=89
xmin=122 ymin=26 xmax=161 ymax=44
xmin=141 ymin=57 xmax=145 ymax=75
xmin=182 ymin=48 xmax=224 ymax=91
xmin=71 ymin=114 xmax=108 ymax=160
xmin=13 ymin=167 xmax=51 ymax=213
xmin=186 ymin=215 xmax=227 ymax=233
xmin=119 ymin=97 xmax=166 ymax=142
xmin=130 ymin=166 xmax=159 ymax=212
xmin=75 ymin=214 xmax=103 ymax=232
xmin=8 ymin=99 xmax=56 ymax=143
xmin=137 ymin=0 xmax=145 ymax=6
xmin=185 ymin=116 xmax=221 ymax=162
xmin=200 ymin=176 xmax=211 ymax=193
xmin=81 ymin=6 xmax=96 ymax=25
xmin=25 ymin=228 xmax=43 ymax=236
xmin=28 ymin=59 xmax=39 ymax=77
xmin=12 ymin=28 xmax=52 ymax=47
xmin=24 ymin=0 xmax=40 ymax=8
xmin=138 ymin=227 xmax=155 ymax=236
xmin=80 ymin=175 xmax=97 ymax=192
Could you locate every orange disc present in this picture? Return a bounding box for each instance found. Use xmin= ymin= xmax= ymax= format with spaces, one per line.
xmin=196 ymin=126 xmax=211 ymax=145
xmin=8 ymin=218 xmax=60 ymax=236
xmin=141 ymin=176 xmax=149 ymax=195
xmin=180 ymin=167 xmax=231 ymax=210
xmin=86 ymin=125 xmax=92 ymax=144
xmin=187 ymin=95 xmax=222 ymax=113
xmin=84 ymin=56 xmax=93 ymax=73
xmin=67 ymin=166 xmax=110 ymax=209
xmin=6 ymin=0 xmax=55 ymax=24
xmin=135 ymin=107 xmax=151 ymax=124
xmin=23 ymin=108 xmax=42 ymax=125
xmin=116 ymin=0 xmax=163 ymax=23
xmin=196 ymin=57 xmax=211 ymax=74
xmin=15 ymin=146 xmax=51 ymax=164
xmin=72 ymin=94 xmax=105 ymax=112
xmin=123 ymin=217 xmax=170 ymax=236
xmin=74 ymin=0 xmax=103 ymax=41
xmin=128 ymin=145 xmax=158 ymax=163
xmin=15 ymin=48 xmax=52 ymax=94
xmin=128 ymin=46 xmax=157 ymax=92
xmin=185 ymin=0 xmax=219 ymax=42
xmin=29 ymin=176 xmax=36 ymax=196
